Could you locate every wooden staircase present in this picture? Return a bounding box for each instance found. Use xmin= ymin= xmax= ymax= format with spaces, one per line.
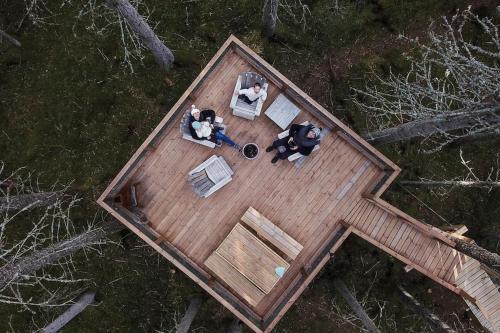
xmin=344 ymin=198 xmax=500 ymax=332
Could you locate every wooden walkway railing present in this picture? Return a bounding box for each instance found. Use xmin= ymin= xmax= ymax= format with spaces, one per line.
xmin=344 ymin=198 xmax=500 ymax=332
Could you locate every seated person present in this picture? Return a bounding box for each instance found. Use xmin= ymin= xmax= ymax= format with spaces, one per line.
xmin=266 ymin=123 xmax=321 ymax=164
xmin=234 ymin=82 xmax=267 ymax=105
xmin=189 ymin=107 xmax=241 ymax=150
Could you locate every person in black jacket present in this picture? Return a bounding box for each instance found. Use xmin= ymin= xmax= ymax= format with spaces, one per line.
xmin=266 ymin=123 xmax=321 ymax=164
xmin=189 ymin=108 xmax=216 ymax=140
xmin=189 ymin=107 xmax=241 ymax=150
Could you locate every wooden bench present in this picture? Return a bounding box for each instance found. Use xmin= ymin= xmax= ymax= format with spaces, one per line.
xmin=241 ymin=207 xmax=303 ymax=260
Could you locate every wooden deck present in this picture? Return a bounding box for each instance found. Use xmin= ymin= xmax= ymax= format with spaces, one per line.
xmin=98 ymin=36 xmax=500 ymax=333
xmin=125 ymin=48 xmax=385 ymax=315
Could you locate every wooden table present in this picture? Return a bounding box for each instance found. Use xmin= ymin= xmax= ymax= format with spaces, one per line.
xmin=204 ymin=223 xmax=290 ymax=306
xmin=264 ymin=94 xmax=301 ymax=130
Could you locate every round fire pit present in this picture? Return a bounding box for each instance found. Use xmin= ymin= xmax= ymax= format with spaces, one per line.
xmin=242 ymin=143 xmax=259 ymax=160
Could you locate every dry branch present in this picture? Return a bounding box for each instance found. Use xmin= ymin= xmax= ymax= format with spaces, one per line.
xmin=0 ymin=191 xmax=66 ymax=212
xmin=0 ymin=220 xmax=123 ymax=291
xmin=355 ymin=8 xmax=500 ymax=152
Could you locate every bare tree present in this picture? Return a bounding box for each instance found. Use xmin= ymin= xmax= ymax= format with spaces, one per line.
xmin=104 ymin=0 xmax=174 ymax=72
xmin=333 ymin=279 xmax=381 ymax=333
xmin=396 ymin=286 xmax=457 ymax=333
xmin=227 ymin=318 xmax=242 ymax=333
xmin=0 ymin=30 xmax=21 ymax=47
xmin=354 ymin=8 xmax=500 ymax=152
xmin=452 ymin=239 xmax=500 ymax=272
xmin=176 ymin=296 xmax=203 ymax=333
xmin=262 ymin=0 xmax=311 ymax=38
xmin=0 ymin=191 xmax=67 ymax=212
xmin=400 ymin=151 xmax=500 ymax=191
xmin=0 ymin=163 xmax=121 ymax=311
xmin=262 ymin=0 xmax=279 ymax=38
xmin=42 ymin=291 xmax=96 ymax=333
xmin=78 ymin=0 xmax=173 ymax=72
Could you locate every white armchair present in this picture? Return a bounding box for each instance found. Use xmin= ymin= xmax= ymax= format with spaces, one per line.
xmin=187 ymin=155 xmax=234 ymax=198
xmin=230 ymin=72 xmax=268 ymax=120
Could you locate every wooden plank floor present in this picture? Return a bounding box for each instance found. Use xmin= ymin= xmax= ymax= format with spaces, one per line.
xmin=129 ymin=50 xmax=384 ymax=315
xmin=344 ymin=199 xmax=500 ymax=332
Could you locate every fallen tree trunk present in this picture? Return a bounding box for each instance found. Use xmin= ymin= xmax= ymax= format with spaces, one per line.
xmin=396 ymin=285 xmax=457 ymax=333
xmin=399 ymin=180 xmax=500 ymax=188
xmin=0 ymin=220 xmax=124 ymax=291
xmin=363 ymin=107 xmax=500 ymax=145
xmin=105 ymin=0 xmax=174 ymax=71
xmin=262 ymin=0 xmax=279 ymax=38
xmin=0 ymin=191 xmax=66 ymax=212
xmin=227 ymin=318 xmax=242 ymax=333
xmin=42 ymin=291 xmax=96 ymax=333
xmin=333 ymin=279 xmax=381 ymax=333
xmin=176 ymin=296 xmax=203 ymax=333
xmin=452 ymin=238 xmax=500 ymax=271
xmin=0 ymin=29 xmax=21 ymax=47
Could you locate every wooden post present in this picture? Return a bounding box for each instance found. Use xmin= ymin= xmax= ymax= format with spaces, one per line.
xmin=42 ymin=291 xmax=96 ymax=333
xmin=333 ymin=279 xmax=381 ymax=333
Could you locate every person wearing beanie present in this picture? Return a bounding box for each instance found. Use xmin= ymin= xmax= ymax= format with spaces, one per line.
xmin=188 ymin=106 xmax=241 ymax=150
xmin=265 ymin=123 xmax=322 ymax=164
xmin=189 ymin=106 xmax=217 ymax=140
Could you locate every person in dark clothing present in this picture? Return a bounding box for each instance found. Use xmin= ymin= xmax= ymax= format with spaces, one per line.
xmin=189 ymin=107 xmax=241 ymax=150
xmin=266 ymin=123 xmax=321 ymax=164
xmin=188 ymin=108 xmax=216 ymax=140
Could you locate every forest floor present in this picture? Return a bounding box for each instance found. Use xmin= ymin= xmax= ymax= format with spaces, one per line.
xmin=1 ymin=0 xmax=499 ymax=332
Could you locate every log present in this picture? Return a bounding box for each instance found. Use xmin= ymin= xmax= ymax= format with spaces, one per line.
xmin=399 ymin=180 xmax=500 ymax=188
xmin=0 ymin=191 xmax=66 ymax=212
xmin=0 ymin=29 xmax=21 ymax=47
xmin=227 ymin=318 xmax=242 ymax=333
xmin=452 ymin=238 xmax=500 ymax=272
xmin=363 ymin=107 xmax=500 ymax=145
xmin=0 ymin=220 xmax=124 ymax=290
xmin=42 ymin=291 xmax=96 ymax=333
xmin=105 ymin=0 xmax=174 ymax=71
xmin=333 ymin=279 xmax=381 ymax=333
xmin=262 ymin=0 xmax=279 ymax=38
xmin=176 ymin=296 xmax=203 ymax=333
xmin=396 ymin=285 xmax=457 ymax=333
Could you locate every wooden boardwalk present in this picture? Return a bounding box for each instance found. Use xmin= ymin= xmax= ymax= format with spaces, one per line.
xmin=98 ymin=36 xmax=500 ymax=333
xmin=344 ymin=198 xmax=500 ymax=332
